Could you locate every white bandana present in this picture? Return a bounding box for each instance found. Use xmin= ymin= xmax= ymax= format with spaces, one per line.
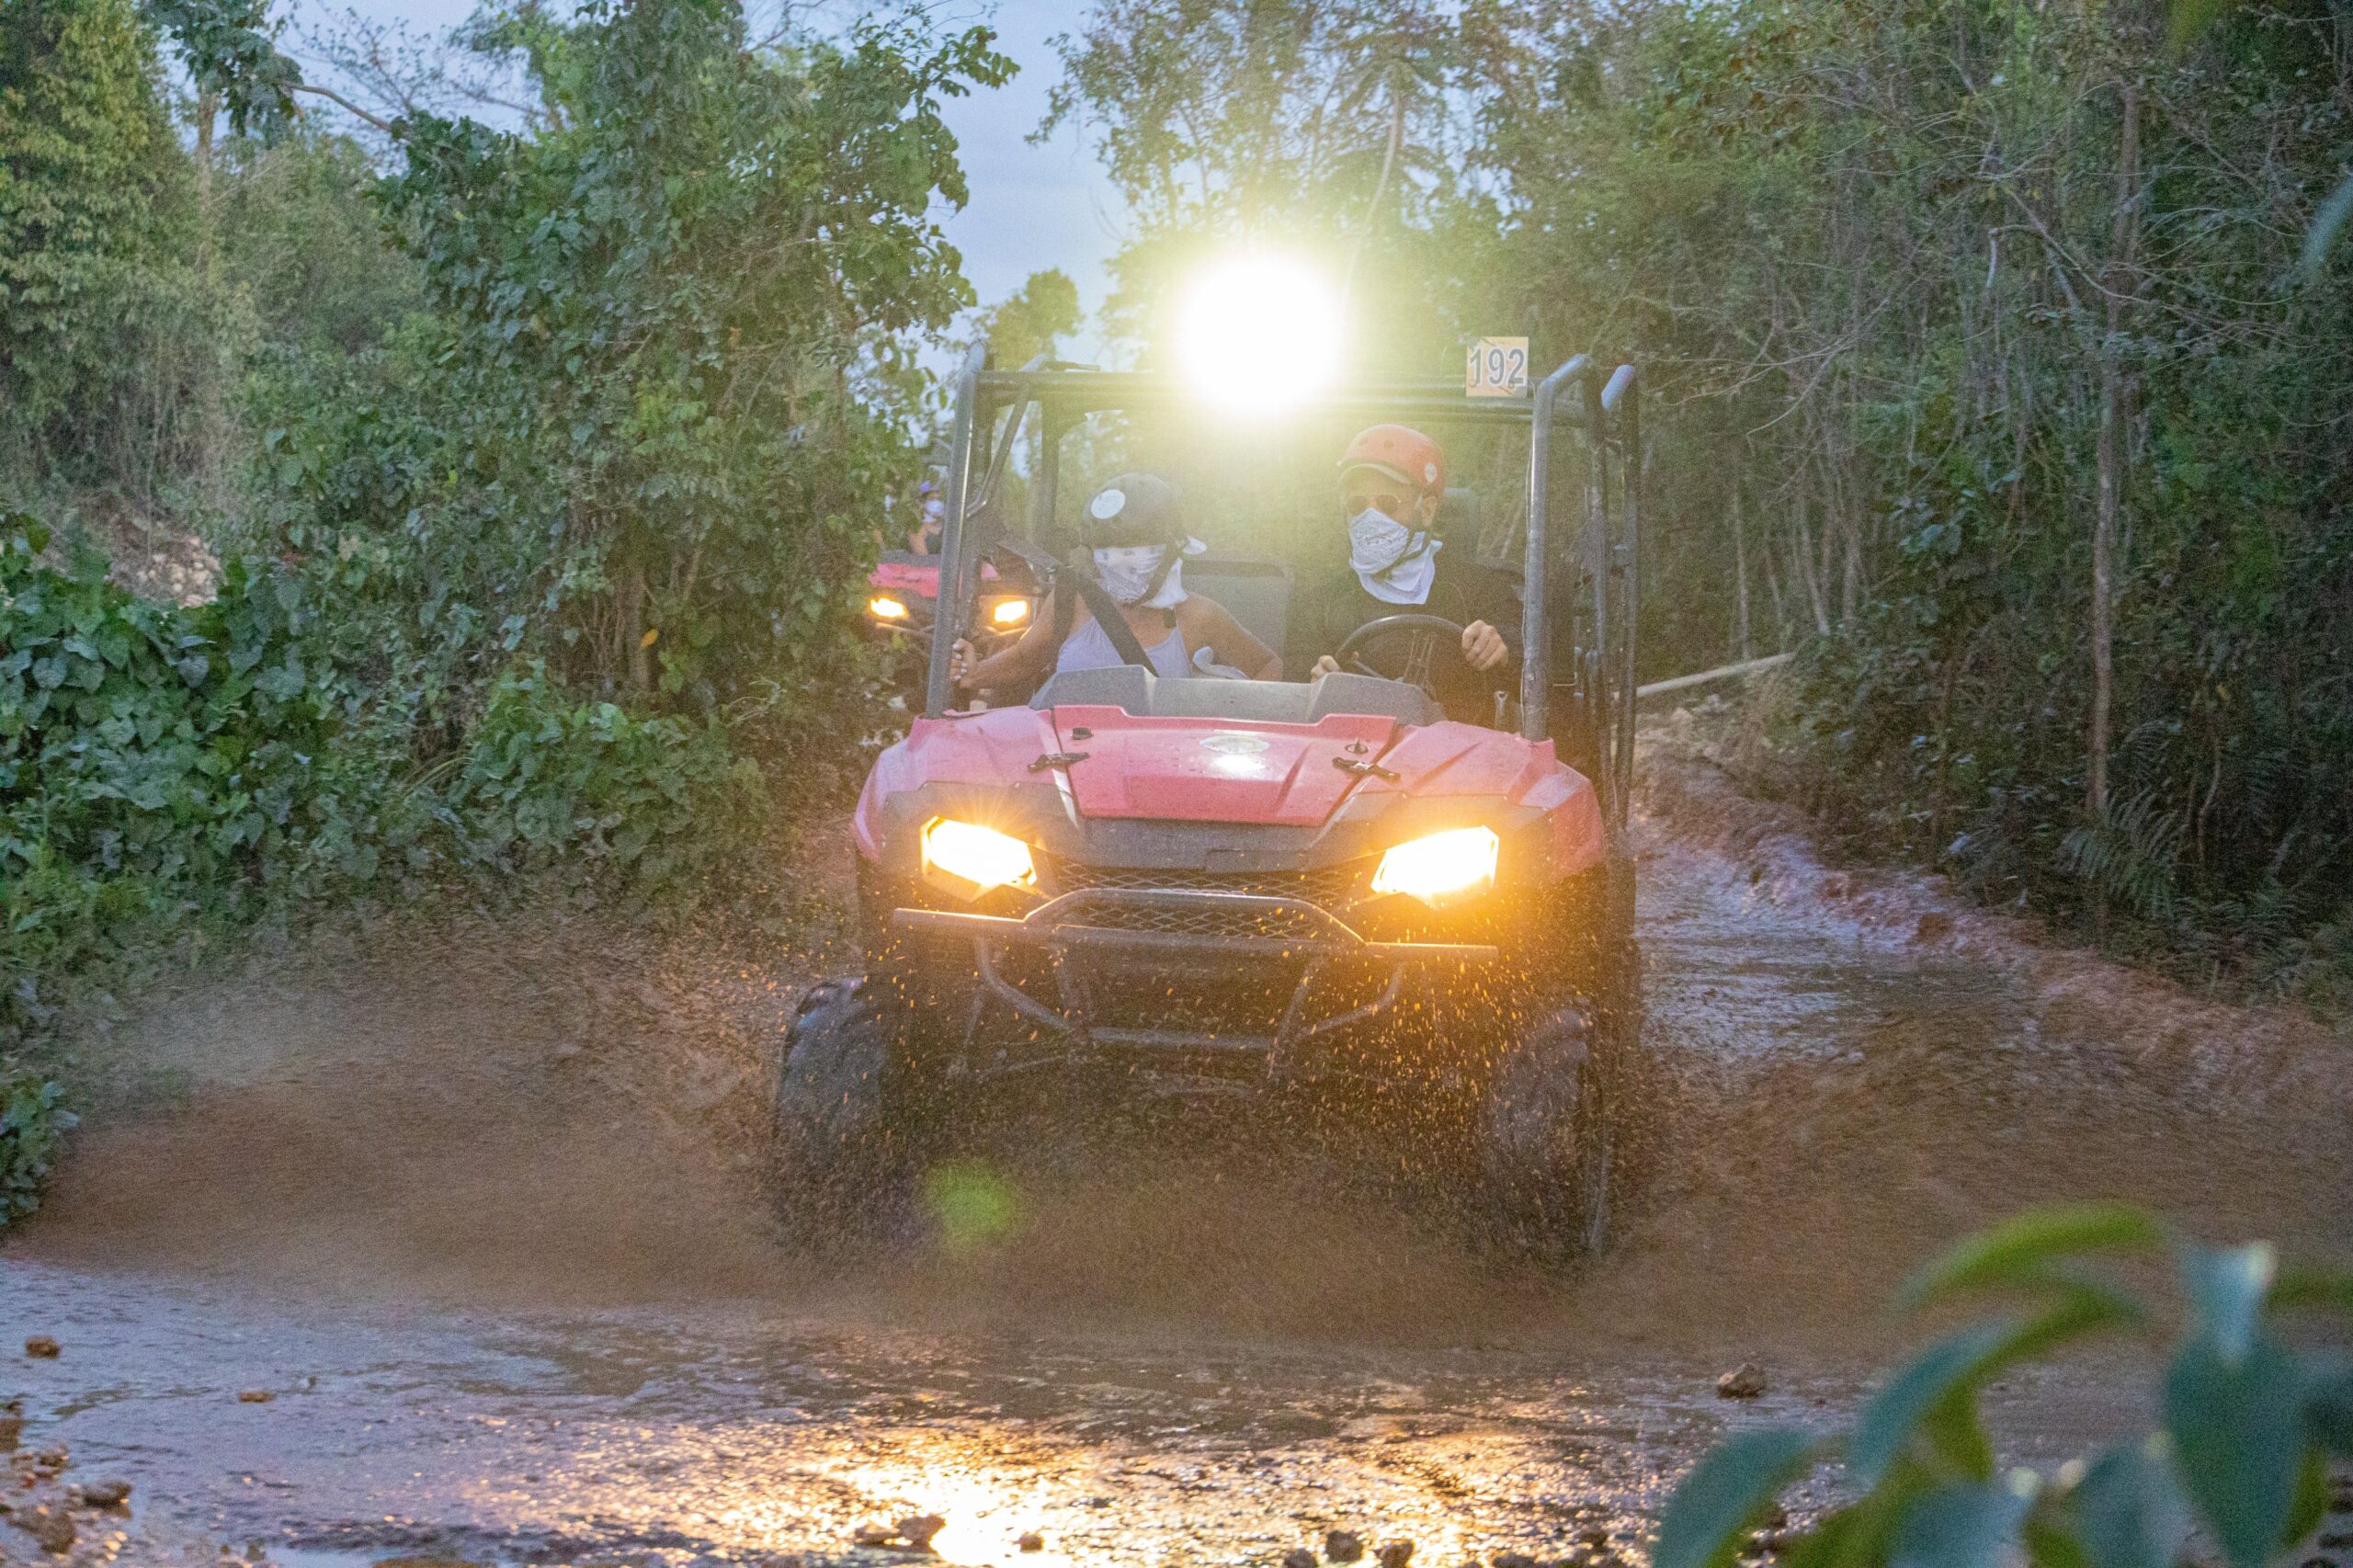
xmin=1092 ymin=536 xmax=1207 ymax=608
xmin=1347 ymin=507 xmax=1441 ymax=605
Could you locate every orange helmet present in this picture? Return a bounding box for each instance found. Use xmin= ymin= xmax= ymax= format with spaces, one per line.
xmin=1338 ymin=425 xmax=1447 ymax=496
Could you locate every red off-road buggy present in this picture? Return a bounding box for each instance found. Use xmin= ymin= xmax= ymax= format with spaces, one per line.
xmin=780 ymin=351 xmax=1645 ymax=1256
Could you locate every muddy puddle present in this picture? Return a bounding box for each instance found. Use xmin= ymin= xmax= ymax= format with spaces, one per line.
xmin=4 ymin=758 xmax=2349 ymax=1566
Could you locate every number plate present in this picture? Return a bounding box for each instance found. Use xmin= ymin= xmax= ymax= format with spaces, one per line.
xmin=1465 ymin=336 xmax=1530 ymax=399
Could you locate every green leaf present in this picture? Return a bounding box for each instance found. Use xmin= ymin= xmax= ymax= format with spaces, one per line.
xmin=1921 ymin=1385 xmax=1995 ymax=1481
xmin=2162 ymin=1330 xmax=2308 ymax=1568
xmin=2167 ymin=0 xmax=2236 ymax=52
xmin=2070 ymin=1437 xmax=2189 ymax=1568
xmin=2307 ymin=1353 xmax=2353 ymax=1456
xmin=2024 ymin=1508 xmax=2091 ymax=1568
xmin=2271 ymin=1264 xmax=2353 ymax=1317
xmin=1853 ymin=1293 xmax=2138 ymax=1487
xmin=1899 ymin=1205 xmax=2164 ymax=1312
xmin=1889 ymin=1476 xmax=2036 ymax=1568
xmin=1654 ymin=1426 xmax=1821 ymax=1568
xmin=1783 ymin=1498 xmax=1897 ymax=1568
xmin=2281 ymin=1448 xmax=2327 ymax=1550
xmin=2179 ymin=1242 xmax=2276 ymax=1365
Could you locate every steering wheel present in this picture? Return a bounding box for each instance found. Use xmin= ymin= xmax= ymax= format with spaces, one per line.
xmin=1333 ymin=614 xmax=1470 ymax=693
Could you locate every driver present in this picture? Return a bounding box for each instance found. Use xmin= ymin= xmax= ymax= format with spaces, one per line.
xmin=1291 ymin=425 xmax=1520 ymax=720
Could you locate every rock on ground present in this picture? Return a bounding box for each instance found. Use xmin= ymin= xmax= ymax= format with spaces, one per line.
xmin=1716 ymin=1363 xmax=1768 ymax=1399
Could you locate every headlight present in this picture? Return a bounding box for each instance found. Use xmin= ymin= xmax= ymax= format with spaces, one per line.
xmin=1370 ymin=825 xmax=1500 ymax=906
xmin=921 ymin=817 xmax=1035 ymax=895
xmin=985 ymin=596 xmax=1031 ymax=629
xmin=868 ymin=594 xmax=911 ymax=621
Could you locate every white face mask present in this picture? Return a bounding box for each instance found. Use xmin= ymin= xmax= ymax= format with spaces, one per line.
xmin=922 ymin=497 xmax=945 ymax=522
xmin=1347 ymin=507 xmax=1441 ymax=604
xmin=1091 ymin=539 xmax=1203 ymax=608
xmin=1347 ymin=507 xmax=1415 ymax=574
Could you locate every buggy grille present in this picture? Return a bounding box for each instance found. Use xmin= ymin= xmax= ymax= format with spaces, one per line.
xmin=1055 ymin=897 xmax=1331 ymax=942
xmin=1039 ymin=856 xmax=1370 ymax=911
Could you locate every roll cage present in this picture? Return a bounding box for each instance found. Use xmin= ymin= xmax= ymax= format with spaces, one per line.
xmin=918 ymin=348 xmax=1646 ymax=832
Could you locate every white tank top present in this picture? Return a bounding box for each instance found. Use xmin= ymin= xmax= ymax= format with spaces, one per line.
xmin=1054 ymin=614 xmax=1194 ymax=679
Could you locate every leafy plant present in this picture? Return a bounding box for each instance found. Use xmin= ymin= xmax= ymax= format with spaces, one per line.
xmin=1654 ymin=1204 xmax=2353 ymax=1568
xmin=2057 ymin=792 xmax=2189 ymax=926
xmin=0 ymin=1059 xmax=74 ymax=1223
xmin=0 ymin=511 xmax=415 ymax=1044
xmin=443 ymin=660 xmax=766 ymax=892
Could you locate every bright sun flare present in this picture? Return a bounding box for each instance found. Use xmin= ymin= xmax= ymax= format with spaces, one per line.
xmin=1172 ymin=253 xmax=1344 ymax=415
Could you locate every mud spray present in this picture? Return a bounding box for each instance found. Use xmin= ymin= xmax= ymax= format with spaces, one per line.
xmin=3 ymin=740 xmax=2347 ymax=1565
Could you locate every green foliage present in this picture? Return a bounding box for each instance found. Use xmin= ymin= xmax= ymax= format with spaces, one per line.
xmin=0 ymin=0 xmax=1007 ymax=1228
xmin=214 ymin=128 xmax=426 ymax=356
xmin=1654 ymin=1207 xmax=2353 ymax=1568
xmin=0 ymin=512 xmax=417 ymax=1046
xmin=1655 ymin=1428 xmax=1823 ymax=1568
xmin=0 ymin=0 xmax=225 ymax=505
xmin=232 ymin=1 xmax=1010 ymax=719
xmin=144 ymin=0 xmax=301 ymax=138
xmin=979 ymin=268 xmax=1082 ymax=367
xmin=445 ymin=661 xmax=764 ymax=887
xmin=0 ymin=1060 xmax=75 ymax=1224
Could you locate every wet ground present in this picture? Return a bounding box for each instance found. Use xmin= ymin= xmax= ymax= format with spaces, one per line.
xmin=4 ymin=756 xmax=2349 ymax=1566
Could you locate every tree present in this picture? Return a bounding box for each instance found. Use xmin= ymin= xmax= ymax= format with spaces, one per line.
xmin=979 ymin=267 xmax=1082 ymax=367
xmin=0 ymin=0 xmax=220 ymax=505
xmin=220 ymin=0 xmax=1011 ymax=720
xmin=1041 ymin=0 xmax=1464 ymax=371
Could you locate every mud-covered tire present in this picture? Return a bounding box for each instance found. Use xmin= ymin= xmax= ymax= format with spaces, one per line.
xmin=773 ymin=977 xmax=910 ymax=1248
xmin=1478 ymin=1006 xmax=1612 ymax=1259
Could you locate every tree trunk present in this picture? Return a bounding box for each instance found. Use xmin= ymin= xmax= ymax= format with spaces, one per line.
xmin=193 ymin=91 xmax=217 ymax=236
xmin=1732 ymin=487 xmax=1753 ymax=660
xmin=620 ymin=562 xmax=652 ymax=694
xmin=1792 ymin=491 xmax=1832 ymax=635
xmin=2088 ymin=79 xmax=2140 ymax=820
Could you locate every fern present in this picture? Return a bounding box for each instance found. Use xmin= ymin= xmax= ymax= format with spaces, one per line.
xmin=2057 ymin=790 xmax=2187 ymax=924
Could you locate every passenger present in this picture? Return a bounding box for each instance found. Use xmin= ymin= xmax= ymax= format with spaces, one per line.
xmin=907 ymin=480 xmax=946 ymax=555
xmin=949 ymin=473 xmax=1281 ymax=694
xmin=1290 ymin=424 xmax=1520 ymax=721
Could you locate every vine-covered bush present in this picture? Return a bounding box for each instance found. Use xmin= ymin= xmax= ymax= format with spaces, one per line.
xmin=0 ymin=1061 xmax=74 ymax=1224
xmin=0 ymin=513 xmax=416 ymax=1040
xmin=445 ymin=661 xmax=766 ymax=887
xmin=1656 ymin=1204 xmax=2353 ymax=1568
xmin=0 ymin=509 xmax=813 ymax=1229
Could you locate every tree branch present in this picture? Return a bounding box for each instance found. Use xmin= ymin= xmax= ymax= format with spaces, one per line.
xmin=289 ymin=79 xmax=400 ymax=135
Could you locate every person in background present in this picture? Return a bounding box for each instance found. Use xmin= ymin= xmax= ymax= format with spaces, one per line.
xmin=906 ymin=480 xmax=946 ymax=555
xmin=1290 ymin=424 xmax=1519 ymax=720
xmin=949 ymin=473 xmax=1279 ymax=693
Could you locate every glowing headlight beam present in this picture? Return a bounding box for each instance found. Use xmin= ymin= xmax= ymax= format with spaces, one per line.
xmin=868 ymin=594 xmax=910 ymax=621
xmin=1174 ymin=253 xmax=1343 ymax=415
xmin=921 ymin=817 xmax=1035 ymax=895
xmin=1370 ymin=825 xmax=1501 ymax=906
xmin=987 ymin=597 xmax=1031 ymax=628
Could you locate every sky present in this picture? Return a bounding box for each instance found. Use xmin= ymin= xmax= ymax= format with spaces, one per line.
xmin=288 ymin=0 xmax=1127 ymax=351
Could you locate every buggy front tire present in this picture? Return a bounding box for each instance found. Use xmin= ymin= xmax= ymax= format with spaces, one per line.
xmin=772 ymin=976 xmax=910 ymax=1249
xmin=1478 ymin=1006 xmax=1611 ymax=1260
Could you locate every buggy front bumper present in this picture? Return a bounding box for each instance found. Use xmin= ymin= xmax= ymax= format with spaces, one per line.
xmin=891 ymin=887 xmax=1495 ymax=1070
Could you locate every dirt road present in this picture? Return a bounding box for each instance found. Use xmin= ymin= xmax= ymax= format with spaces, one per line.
xmin=4 ymin=746 xmax=2348 ymax=1567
